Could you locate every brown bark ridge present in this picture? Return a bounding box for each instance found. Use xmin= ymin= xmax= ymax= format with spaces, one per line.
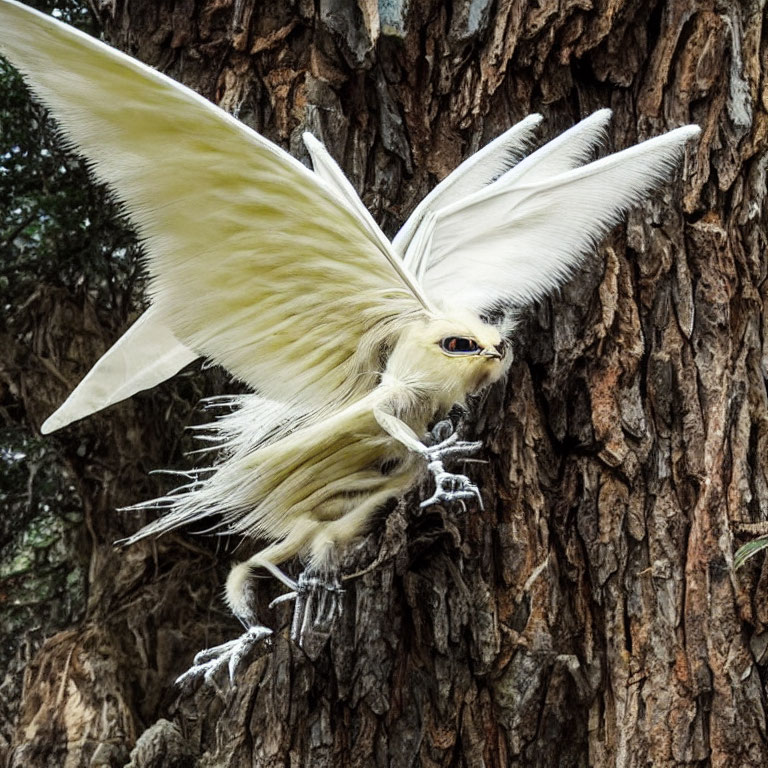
xmin=3 ymin=0 xmax=768 ymax=765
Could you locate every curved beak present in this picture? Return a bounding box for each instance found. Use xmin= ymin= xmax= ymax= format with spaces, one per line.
xmin=480 ymin=346 xmax=502 ymax=359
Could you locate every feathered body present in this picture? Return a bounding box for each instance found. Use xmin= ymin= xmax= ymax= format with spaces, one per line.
xmin=0 ymin=0 xmax=699 ymax=630
xmin=141 ymin=311 xmax=505 ymax=582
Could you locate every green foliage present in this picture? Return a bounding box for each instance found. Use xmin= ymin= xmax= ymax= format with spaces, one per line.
xmin=0 ymin=426 xmax=85 ymax=642
xmin=734 ymin=535 xmax=768 ymax=570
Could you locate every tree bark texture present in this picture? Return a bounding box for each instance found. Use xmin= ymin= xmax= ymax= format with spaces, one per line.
xmin=3 ymin=0 xmax=768 ymax=766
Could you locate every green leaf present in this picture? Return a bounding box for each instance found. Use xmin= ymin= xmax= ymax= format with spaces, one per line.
xmin=734 ymin=535 xmax=768 ymax=570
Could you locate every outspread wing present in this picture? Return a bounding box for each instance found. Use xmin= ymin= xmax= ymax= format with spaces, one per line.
xmin=416 ymin=117 xmax=700 ymax=314
xmin=41 ymin=130 xmax=373 ymax=433
xmin=0 ymin=0 xmax=432 ymax=420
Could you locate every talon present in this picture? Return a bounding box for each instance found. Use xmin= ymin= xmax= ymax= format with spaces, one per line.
xmin=280 ymin=570 xmax=343 ymax=658
xmin=227 ymin=654 xmax=240 ymax=685
xmin=269 ymin=590 xmax=297 ymax=608
xmin=176 ymin=625 xmax=272 ymax=687
xmin=421 ymin=459 xmax=485 ymax=512
xmin=314 ymin=588 xmax=330 ymax=627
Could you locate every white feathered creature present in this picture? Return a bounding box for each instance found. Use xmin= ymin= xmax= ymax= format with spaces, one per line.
xmin=1 ymin=0 xmax=699 ymax=678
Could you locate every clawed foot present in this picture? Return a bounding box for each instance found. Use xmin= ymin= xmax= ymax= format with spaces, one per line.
xmin=270 ymin=571 xmax=343 ymax=660
xmin=426 ymin=431 xmax=483 ymax=464
xmin=175 ymin=624 xmax=272 ymax=687
xmin=176 ymin=570 xmax=343 ymax=687
xmin=420 ymin=464 xmax=484 ymax=511
xmin=420 ymin=419 xmax=484 ymax=511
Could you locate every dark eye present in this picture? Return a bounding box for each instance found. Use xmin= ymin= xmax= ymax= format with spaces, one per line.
xmin=440 ymin=336 xmax=479 ymax=355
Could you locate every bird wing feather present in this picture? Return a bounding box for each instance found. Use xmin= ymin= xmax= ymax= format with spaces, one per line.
xmin=399 ymin=110 xmax=614 ymax=288
xmin=40 ymin=128 xmax=382 ymax=432
xmin=395 ymin=114 xmax=543 ymax=263
xmin=420 ymin=122 xmax=700 ymax=314
xmin=0 ymin=0 xmax=430 ymax=417
xmin=40 ymin=307 xmax=197 ymax=434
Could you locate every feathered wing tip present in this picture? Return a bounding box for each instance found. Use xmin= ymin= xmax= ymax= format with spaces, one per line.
xmin=397 ymin=114 xmax=544 ymax=261
xmin=466 ymin=108 xmax=613 ymax=203
xmin=302 ymin=132 xmax=436 ymax=312
xmin=421 ymin=121 xmax=701 ymax=314
xmin=403 ymin=109 xmax=613 ymax=283
xmin=41 ymin=308 xmax=198 ymax=433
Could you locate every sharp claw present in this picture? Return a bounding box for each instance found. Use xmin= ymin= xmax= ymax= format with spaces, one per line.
xmin=228 ymin=654 xmax=240 ymax=685
xmin=279 ymin=572 xmax=344 ymax=656
xmin=421 ymin=465 xmax=485 ymax=511
xmin=323 ymin=582 xmax=342 ymax=625
xmin=269 ymin=590 xmax=297 ymax=608
xmin=290 ymin=589 xmax=307 ymax=642
xmin=314 ymin=590 xmax=328 ymax=627
xmin=176 ymin=625 xmax=272 ymax=687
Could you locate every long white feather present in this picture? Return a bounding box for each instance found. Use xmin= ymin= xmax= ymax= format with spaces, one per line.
xmin=396 ymin=114 xmax=543 ymax=262
xmin=301 ymin=131 xmax=431 ymax=304
xmin=41 ymin=307 xmax=197 ymax=434
xmin=403 ymin=110 xmax=614 ymax=281
xmin=0 ymin=0 xmax=429 ymax=419
xmin=422 ymin=124 xmax=701 ymax=313
xmin=480 ymin=109 xmax=613 ymax=195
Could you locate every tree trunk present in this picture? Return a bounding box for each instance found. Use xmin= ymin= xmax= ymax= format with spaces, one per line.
xmin=4 ymin=0 xmax=768 ymax=766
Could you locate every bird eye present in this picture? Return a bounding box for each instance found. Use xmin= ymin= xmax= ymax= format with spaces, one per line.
xmin=440 ymin=336 xmax=479 ymax=355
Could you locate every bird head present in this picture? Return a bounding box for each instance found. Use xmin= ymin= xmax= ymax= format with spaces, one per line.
xmin=387 ymin=310 xmax=510 ymax=404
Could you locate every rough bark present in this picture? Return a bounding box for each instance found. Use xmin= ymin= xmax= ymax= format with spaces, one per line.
xmin=3 ymin=0 xmax=768 ymax=766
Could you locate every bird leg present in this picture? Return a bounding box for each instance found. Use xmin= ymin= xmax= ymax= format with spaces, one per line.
xmin=270 ymin=568 xmax=343 ymax=660
xmin=420 ymin=419 xmax=484 ymax=510
xmin=175 ymin=559 xmax=289 ymax=687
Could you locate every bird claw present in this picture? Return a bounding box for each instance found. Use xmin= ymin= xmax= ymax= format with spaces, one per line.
xmin=421 ymin=421 xmax=485 ymax=511
xmin=420 ymin=468 xmax=484 ymax=511
xmin=175 ymin=624 xmax=272 ymax=687
xmin=176 ymin=570 xmax=343 ymax=687
xmin=425 ymin=433 xmax=483 ymax=463
xmin=270 ymin=571 xmax=343 ymax=660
